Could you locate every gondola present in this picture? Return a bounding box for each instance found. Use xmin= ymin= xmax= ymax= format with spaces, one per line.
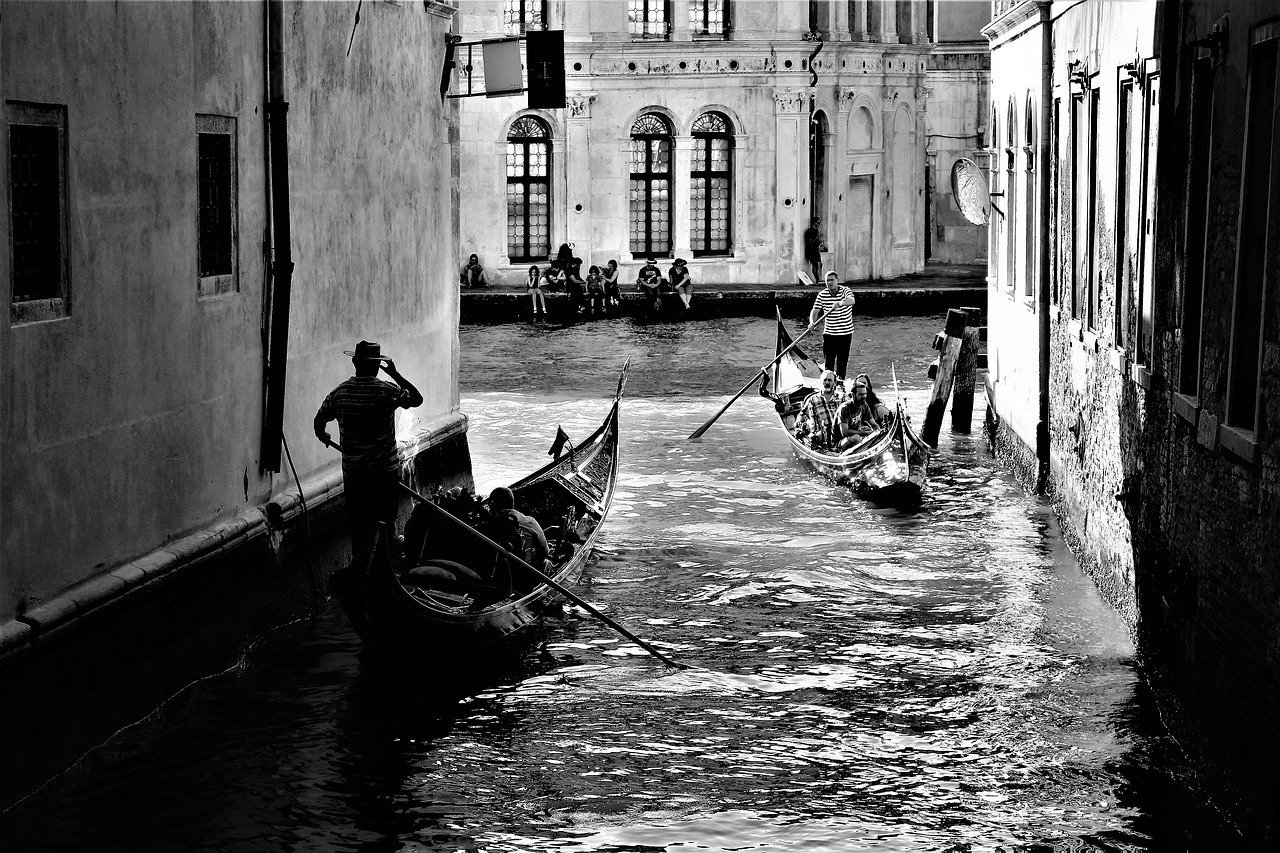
xmin=759 ymin=312 xmax=931 ymax=504
xmin=331 ymin=362 xmax=628 ymax=659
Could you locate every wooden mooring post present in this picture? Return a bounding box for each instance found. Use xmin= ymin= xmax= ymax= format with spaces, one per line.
xmin=921 ymin=308 xmax=968 ymax=447
xmin=950 ymin=307 xmax=983 ymax=433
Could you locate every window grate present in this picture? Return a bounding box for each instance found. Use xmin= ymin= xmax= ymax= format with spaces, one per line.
xmin=10 ymin=124 xmax=62 ymax=302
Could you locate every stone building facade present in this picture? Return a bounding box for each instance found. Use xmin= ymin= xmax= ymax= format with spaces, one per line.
xmin=455 ymin=0 xmax=988 ymax=287
xmin=984 ymin=0 xmax=1280 ymax=840
xmin=0 ymin=0 xmax=465 ymax=808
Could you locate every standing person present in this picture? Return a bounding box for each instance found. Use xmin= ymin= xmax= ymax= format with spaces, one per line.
xmin=602 ymin=259 xmax=622 ymax=311
xmin=460 ymin=253 xmax=489 ymax=288
xmin=808 ymin=270 xmax=857 ymax=380
xmin=585 ymin=265 xmax=607 ymax=315
xmin=526 ymin=264 xmax=548 ymax=319
xmin=803 ymin=218 xmax=824 ymax=285
xmin=314 ymin=341 xmax=424 ymax=559
xmin=668 ymin=258 xmax=693 ymax=309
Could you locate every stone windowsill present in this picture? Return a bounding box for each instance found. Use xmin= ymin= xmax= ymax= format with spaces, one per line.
xmin=1218 ymin=424 xmax=1261 ymax=465
xmin=1081 ymin=329 xmax=1099 ymax=352
xmin=1049 ymin=303 xmax=1061 ymax=320
xmin=1067 ymin=318 xmax=1083 ymax=341
xmin=1171 ymin=392 xmax=1199 ymax=427
xmin=1130 ymin=363 xmax=1153 ymax=390
xmin=1109 ymin=346 xmax=1129 ymax=375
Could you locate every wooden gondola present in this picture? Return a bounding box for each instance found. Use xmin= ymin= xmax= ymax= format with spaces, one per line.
xmin=331 ymin=362 xmax=628 ymax=659
xmin=759 ymin=312 xmax=931 ymax=504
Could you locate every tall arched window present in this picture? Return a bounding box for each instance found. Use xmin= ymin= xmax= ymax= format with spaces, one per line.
xmin=1024 ymin=94 xmax=1036 ymax=301
xmin=503 ymin=0 xmax=546 ymax=34
xmin=1006 ymin=99 xmax=1017 ymax=293
xmin=692 ymin=112 xmax=732 ymax=256
xmin=506 ymin=116 xmax=551 ymax=262
xmin=809 ymin=110 xmax=828 ymax=231
xmin=629 ymin=113 xmax=672 ymax=257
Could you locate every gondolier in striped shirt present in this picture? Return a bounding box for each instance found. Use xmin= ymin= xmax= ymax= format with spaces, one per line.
xmin=808 ymin=270 xmax=857 ymax=380
xmin=314 ymin=340 xmax=424 ymax=559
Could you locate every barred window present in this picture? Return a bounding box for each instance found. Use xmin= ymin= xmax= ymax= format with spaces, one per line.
xmin=8 ymin=101 xmax=69 ymax=322
xmin=629 ymin=0 xmax=669 ymax=38
xmin=690 ymin=0 xmax=727 ymax=36
xmin=503 ymin=0 xmax=545 ymax=35
xmin=197 ymin=114 xmax=237 ymax=297
xmin=506 ymin=116 xmax=551 ymax=263
xmin=691 ymin=112 xmax=732 ymax=256
xmin=629 ymin=113 xmax=672 ymax=257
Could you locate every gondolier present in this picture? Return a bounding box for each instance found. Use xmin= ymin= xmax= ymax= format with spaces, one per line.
xmin=808 ymin=270 xmax=857 ymax=380
xmin=314 ymin=340 xmax=424 ymax=558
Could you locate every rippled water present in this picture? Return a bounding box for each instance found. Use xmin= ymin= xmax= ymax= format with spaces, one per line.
xmin=2 ymin=316 xmax=1235 ymax=851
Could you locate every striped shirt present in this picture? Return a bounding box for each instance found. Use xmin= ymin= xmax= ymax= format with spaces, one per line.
xmin=812 ymin=286 xmax=856 ymax=336
xmin=316 ymin=376 xmax=411 ymax=475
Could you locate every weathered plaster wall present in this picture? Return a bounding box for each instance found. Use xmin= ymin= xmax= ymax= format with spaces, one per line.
xmin=926 ymin=44 xmax=990 ymax=263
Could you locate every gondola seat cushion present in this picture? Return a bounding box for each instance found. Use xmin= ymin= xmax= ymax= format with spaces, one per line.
xmin=401 ymin=559 xmax=486 ymax=591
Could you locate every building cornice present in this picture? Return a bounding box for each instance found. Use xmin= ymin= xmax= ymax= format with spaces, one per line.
xmin=982 ymin=0 xmax=1047 ymax=46
xmin=423 ymin=0 xmax=457 ymax=20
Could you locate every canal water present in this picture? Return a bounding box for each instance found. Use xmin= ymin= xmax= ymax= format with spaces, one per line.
xmin=3 ymin=316 xmax=1236 ymax=850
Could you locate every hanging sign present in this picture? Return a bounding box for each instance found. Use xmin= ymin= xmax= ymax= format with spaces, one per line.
xmin=951 ymin=157 xmax=991 ymax=226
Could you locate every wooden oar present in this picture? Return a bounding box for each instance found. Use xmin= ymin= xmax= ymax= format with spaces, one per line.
xmin=687 ymin=317 xmax=823 ymax=440
xmin=321 ymin=439 xmax=683 ymax=669
xmin=398 ymin=482 xmax=686 ymax=670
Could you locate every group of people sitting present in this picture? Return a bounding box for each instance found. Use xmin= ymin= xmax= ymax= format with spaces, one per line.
xmin=793 ymin=370 xmax=893 ymax=452
xmin=526 ymin=244 xmax=623 ymax=319
xmin=636 ymin=257 xmax=694 ymax=312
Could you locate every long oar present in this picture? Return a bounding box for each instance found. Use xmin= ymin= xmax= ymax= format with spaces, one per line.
xmin=322 ymin=439 xmax=683 ymax=668
xmin=687 ymin=317 xmax=823 ymax=439
xmin=398 ymin=482 xmax=686 ymax=670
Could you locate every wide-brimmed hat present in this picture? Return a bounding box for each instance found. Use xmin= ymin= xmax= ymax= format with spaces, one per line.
xmin=343 ymin=340 xmax=389 ymax=362
xmin=674 ymin=257 xmax=688 ymax=266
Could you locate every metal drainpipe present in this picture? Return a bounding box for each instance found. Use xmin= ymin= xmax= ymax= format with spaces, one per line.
xmin=1035 ymin=0 xmax=1052 ymax=493
xmin=261 ymin=0 xmax=294 ymax=473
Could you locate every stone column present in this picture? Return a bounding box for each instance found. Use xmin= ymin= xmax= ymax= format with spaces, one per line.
xmin=832 ymin=88 xmax=855 ymax=267
xmin=774 ymin=87 xmax=812 ymax=281
xmin=565 ymin=93 xmax=597 ymax=256
xmin=775 ymin=0 xmax=809 ymax=39
xmin=673 ymin=135 xmax=694 ymax=261
xmin=560 ymin=0 xmax=588 ymax=37
xmin=850 ymin=1 xmax=868 ymax=40
xmin=833 ymin=0 xmax=851 ymax=41
xmin=551 ymin=135 xmax=568 ymax=254
xmin=732 ymin=132 xmax=748 ymax=258
xmin=875 ymin=0 xmax=897 ymax=42
xmin=671 ymin=0 xmax=690 ymax=41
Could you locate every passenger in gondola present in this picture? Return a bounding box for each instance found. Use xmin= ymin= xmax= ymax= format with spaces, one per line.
xmin=853 ymin=373 xmax=893 ymax=421
xmin=793 ymin=369 xmax=845 ymax=450
xmin=488 ymin=487 xmax=551 ymax=591
xmin=835 ymin=381 xmax=882 ymax=450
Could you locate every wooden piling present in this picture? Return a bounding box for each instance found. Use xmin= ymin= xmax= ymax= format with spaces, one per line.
xmin=921 ymin=308 xmax=969 ymax=447
xmin=950 ymin=307 xmax=983 ymax=433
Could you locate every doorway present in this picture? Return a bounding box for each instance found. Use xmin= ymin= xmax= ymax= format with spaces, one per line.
xmin=845 ymin=175 xmax=874 ymax=281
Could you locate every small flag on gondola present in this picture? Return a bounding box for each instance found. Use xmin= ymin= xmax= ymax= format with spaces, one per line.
xmin=549 ymin=426 xmax=572 ymax=458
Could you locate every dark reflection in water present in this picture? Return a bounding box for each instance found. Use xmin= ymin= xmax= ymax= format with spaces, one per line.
xmin=1 ymin=317 xmax=1238 ymax=851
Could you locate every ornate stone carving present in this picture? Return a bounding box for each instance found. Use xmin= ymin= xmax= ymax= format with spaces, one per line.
xmin=588 ymin=54 xmax=775 ymax=76
xmin=567 ymin=92 xmax=596 ymax=118
xmin=882 ymin=87 xmax=900 ymax=108
xmin=914 ymin=85 xmax=933 ymax=102
xmin=773 ymin=87 xmax=811 ymax=114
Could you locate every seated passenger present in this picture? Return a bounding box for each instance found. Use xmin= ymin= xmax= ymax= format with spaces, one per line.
xmin=488 ymin=486 xmax=551 ymax=572
xmin=853 ymin=373 xmax=893 ymax=421
xmin=793 ymin=369 xmax=845 ymax=450
xmin=835 ymin=381 xmax=883 ymax=450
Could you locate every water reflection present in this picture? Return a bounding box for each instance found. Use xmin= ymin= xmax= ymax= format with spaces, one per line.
xmin=0 ymin=316 xmax=1236 ymax=851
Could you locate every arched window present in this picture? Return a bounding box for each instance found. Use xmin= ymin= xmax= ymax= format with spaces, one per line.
xmin=503 ymin=0 xmax=546 ymax=34
xmin=692 ymin=112 xmax=733 ymax=256
xmin=1024 ymin=94 xmax=1037 ymax=300
xmin=629 ymin=113 xmax=672 ymax=257
xmin=506 ymin=116 xmax=551 ymax=262
xmin=629 ymin=0 xmax=669 ymax=38
xmin=1006 ymin=99 xmax=1018 ymax=293
xmin=809 ymin=110 xmax=828 ymax=231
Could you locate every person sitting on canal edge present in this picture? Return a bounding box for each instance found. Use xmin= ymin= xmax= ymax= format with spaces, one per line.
xmin=793 ymin=369 xmax=845 ymax=451
xmin=602 ymin=259 xmax=622 ymax=311
xmin=314 ymin=340 xmax=424 ymax=560
xmin=636 ymin=258 xmax=664 ymax=310
xmin=564 ymin=257 xmax=588 ymax=316
xmin=808 ymin=270 xmax=857 ymax=380
xmin=459 ymin=253 xmax=490 ymax=288
xmin=586 ymin=265 xmax=607 ymax=316
xmin=835 ymin=380 xmax=882 ymax=450
xmin=669 ymin=258 xmax=693 ymax=310
xmin=526 ymin=264 xmax=548 ymax=320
